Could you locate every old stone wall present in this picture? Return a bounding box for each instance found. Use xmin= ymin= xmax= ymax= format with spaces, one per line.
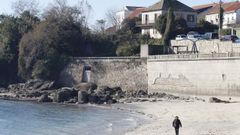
xmin=59 ymin=53 xmax=240 ymax=96
xmin=170 ymin=40 xmax=240 ymax=54
xmin=148 ymin=57 xmax=240 ymax=96
xmin=59 ymin=58 xmax=148 ymax=91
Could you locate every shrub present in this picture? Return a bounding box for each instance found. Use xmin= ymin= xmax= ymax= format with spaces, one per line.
xmin=116 ymin=42 xmax=140 ymax=56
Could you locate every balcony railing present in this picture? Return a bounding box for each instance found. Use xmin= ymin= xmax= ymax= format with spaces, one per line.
xmin=136 ymin=20 xmax=155 ymax=27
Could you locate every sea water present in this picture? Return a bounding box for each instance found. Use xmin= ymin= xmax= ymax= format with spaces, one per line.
xmin=0 ymin=100 xmax=142 ymax=135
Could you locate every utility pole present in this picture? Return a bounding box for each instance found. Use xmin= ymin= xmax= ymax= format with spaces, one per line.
xmin=219 ymin=0 xmax=223 ymax=39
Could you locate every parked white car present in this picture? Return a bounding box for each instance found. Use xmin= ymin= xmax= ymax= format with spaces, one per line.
xmin=186 ymin=31 xmax=201 ymax=41
xmin=175 ymin=34 xmax=187 ymax=40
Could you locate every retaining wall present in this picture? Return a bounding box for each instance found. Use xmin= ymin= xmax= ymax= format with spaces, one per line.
xmin=59 ymin=57 xmax=148 ymax=91
xmin=148 ymin=55 xmax=240 ymax=96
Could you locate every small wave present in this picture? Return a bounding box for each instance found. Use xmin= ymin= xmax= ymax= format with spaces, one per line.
xmin=107 ymin=123 xmax=113 ymax=132
xmin=124 ymin=117 xmax=135 ymax=122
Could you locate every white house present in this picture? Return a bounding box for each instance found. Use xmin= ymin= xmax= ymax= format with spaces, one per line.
xmin=116 ymin=6 xmax=143 ymax=29
xmin=140 ymin=0 xmax=197 ymax=39
xmin=205 ymin=1 xmax=240 ymax=29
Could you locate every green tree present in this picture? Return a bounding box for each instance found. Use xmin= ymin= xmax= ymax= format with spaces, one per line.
xmin=116 ymin=41 xmax=140 ymax=56
xmin=94 ymin=19 xmax=106 ymax=34
xmin=17 ymin=11 xmax=40 ymax=34
xmin=197 ymin=19 xmax=218 ymax=33
xmin=0 ymin=16 xmax=21 ymax=85
xmin=162 ymin=7 xmax=175 ymax=53
xmin=175 ymin=17 xmax=187 ymax=29
xmin=219 ymin=1 xmax=224 ymax=38
xmin=118 ymin=17 xmax=141 ymax=34
xmin=18 ymin=0 xmax=87 ymax=80
xmin=154 ymin=14 xmax=167 ymax=35
xmin=0 ymin=11 xmax=39 ymax=86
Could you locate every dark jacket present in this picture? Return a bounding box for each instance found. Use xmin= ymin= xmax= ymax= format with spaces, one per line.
xmin=172 ymin=119 xmax=182 ymax=129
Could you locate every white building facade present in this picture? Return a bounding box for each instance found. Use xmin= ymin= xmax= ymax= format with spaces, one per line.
xmin=206 ymin=10 xmax=240 ymax=28
xmin=116 ymin=6 xmax=143 ymax=29
xmin=205 ymin=1 xmax=240 ymax=29
xmin=140 ymin=0 xmax=197 ymax=39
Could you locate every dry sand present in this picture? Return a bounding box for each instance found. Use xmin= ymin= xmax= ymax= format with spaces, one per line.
xmin=124 ymin=95 xmax=240 ymax=135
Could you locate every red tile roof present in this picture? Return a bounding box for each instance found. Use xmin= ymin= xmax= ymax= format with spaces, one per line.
xmin=192 ymin=3 xmax=217 ymax=10
xmin=206 ymin=1 xmax=239 ymax=14
xmin=128 ymin=8 xmax=145 ymax=20
xmin=225 ymin=2 xmax=240 ymax=12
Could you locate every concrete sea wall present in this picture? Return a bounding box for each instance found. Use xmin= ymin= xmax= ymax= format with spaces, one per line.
xmin=59 ymin=58 xmax=148 ymax=91
xmin=59 ymin=52 xmax=240 ymax=96
xmin=148 ymin=55 xmax=240 ymax=96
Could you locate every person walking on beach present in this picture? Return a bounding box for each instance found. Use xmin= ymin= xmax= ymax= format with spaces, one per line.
xmin=172 ymin=116 xmax=182 ymax=135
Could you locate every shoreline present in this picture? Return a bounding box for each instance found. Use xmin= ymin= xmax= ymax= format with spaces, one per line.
xmin=2 ymin=92 xmax=240 ymax=135
xmin=0 ymin=98 xmax=147 ymax=135
xmin=122 ymin=95 xmax=240 ymax=135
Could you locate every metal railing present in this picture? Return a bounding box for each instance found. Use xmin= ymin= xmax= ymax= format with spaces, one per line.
xmin=73 ymin=56 xmax=141 ymax=61
xmin=148 ymin=53 xmax=240 ymax=60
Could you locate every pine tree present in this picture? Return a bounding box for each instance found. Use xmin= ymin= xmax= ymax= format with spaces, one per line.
xmin=162 ymin=7 xmax=174 ymax=54
xmin=219 ymin=0 xmax=224 ymax=38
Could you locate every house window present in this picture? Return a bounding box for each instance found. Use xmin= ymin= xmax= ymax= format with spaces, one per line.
xmin=187 ymin=15 xmax=195 ymax=22
xmin=145 ymin=14 xmax=148 ymax=24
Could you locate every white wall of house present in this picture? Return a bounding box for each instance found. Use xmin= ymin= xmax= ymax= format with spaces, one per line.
xmin=141 ymin=10 xmax=197 ymax=39
xmin=141 ymin=11 xmax=163 ymax=24
xmin=205 ymin=13 xmax=219 ymax=25
xmin=178 ymin=11 xmax=197 ymax=27
xmin=206 ymin=10 xmax=240 ymax=29
xmin=141 ymin=11 xmax=197 ymax=26
xmin=236 ymin=9 xmax=240 ymax=23
xmin=142 ymin=28 xmax=162 ymax=39
xmin=116 ymin=9 xmax=132 ymax=29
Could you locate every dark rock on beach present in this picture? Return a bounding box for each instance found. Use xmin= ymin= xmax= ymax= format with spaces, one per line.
xmin=76 ymin=83 xmax=97 ymax=93
xmin=209 ymin=97 xmax=230 ymax=103
xmin=38 ymin=94 xmax=53 ymax=102
xmin=53 ymin=87 xmax=78 ymax=103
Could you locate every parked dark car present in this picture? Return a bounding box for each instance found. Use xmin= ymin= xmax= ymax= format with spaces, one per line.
xmin=222 ymin=35 xmax=239 ymax=42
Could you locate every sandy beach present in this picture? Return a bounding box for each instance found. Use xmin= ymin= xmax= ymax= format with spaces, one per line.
xmin=123 ymin=95 xmax=240 ymax=135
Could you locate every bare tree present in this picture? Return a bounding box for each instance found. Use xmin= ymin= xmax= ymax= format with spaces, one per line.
xmin=92 ymin=19 xmax=106 ymax=34
xmin=44 ymin=0 xmax=92 ymax=27
xmin=77 ymin=0 xmax=92 ymax=26
xmin=105 ymin=9 xmax=118 ymax=27
xmin=12 ymin=0 xmax=40 ymax=16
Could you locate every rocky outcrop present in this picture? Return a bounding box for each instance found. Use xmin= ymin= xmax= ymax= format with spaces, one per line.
xmin=7 ymin=79 xmax=55 ymax=92
xmin=53 ymin=87 xmax=78 ymax=103
xmin=1 ymin=81 xmax=207 ymax=105
xmin=0 ymin=88 xmax=7 ymax=93
xmin=38 ymin=94 xmax=53 ymax=102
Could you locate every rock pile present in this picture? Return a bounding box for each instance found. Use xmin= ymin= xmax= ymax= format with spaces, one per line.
xmin=0 ymin=80 xmax=207 ymax=104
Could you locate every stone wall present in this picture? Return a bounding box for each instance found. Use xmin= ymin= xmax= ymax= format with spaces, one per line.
xmin=170 ymin=40 xmax=240 ymax=54
xmin=59 ymin=58 xmax=148 ymax=91
xmin=148 ymin=57 xmax=240 ymax=96
xmin=59 ymin=53 xmax=240 ymax=96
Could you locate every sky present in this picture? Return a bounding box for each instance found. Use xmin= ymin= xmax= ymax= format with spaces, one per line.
xmin=0 ymin=0 xmax=234 ymax=25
